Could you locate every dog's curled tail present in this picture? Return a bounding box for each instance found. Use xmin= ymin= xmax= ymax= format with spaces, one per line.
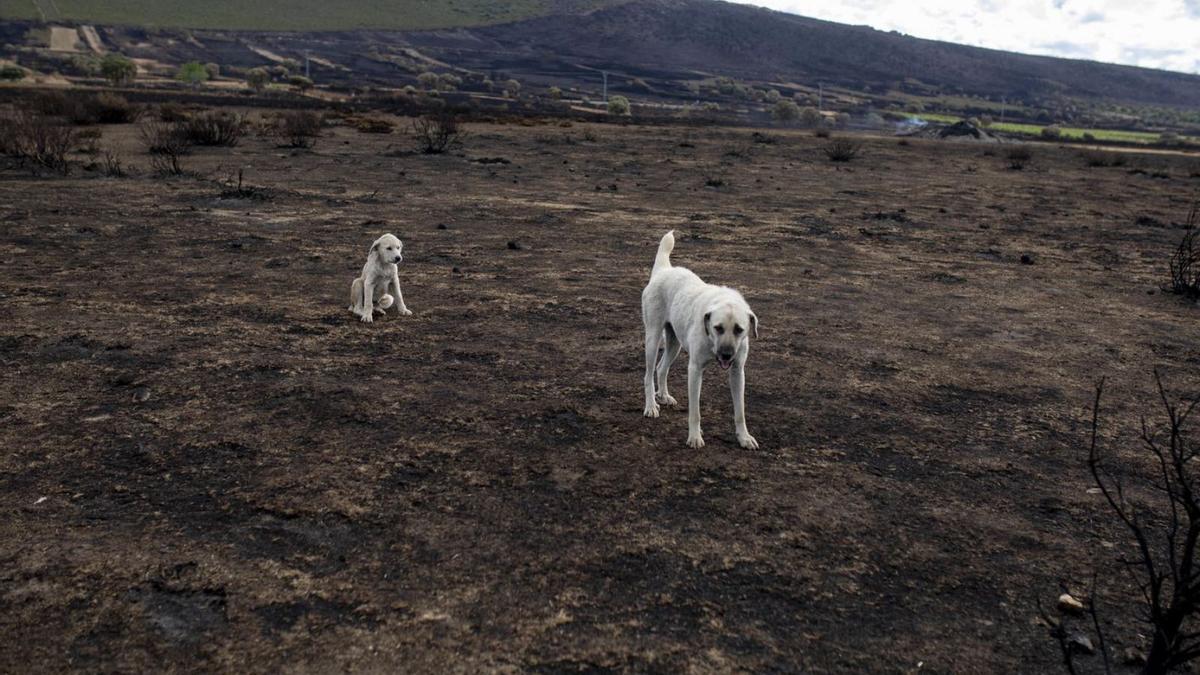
xmin=652 ymin=230 xmax=675 ymax=278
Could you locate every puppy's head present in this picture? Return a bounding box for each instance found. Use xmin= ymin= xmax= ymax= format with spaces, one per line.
xmin=703 ymin=302 xmax=758 ymax=370
xmin=370 ymin=234 xmax=404 ymax=265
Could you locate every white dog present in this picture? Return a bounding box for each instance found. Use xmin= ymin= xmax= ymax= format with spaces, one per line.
xmin=641 ymin=231 xmax=759 ymax=449
xmin=349 ymin=233 xmax=412 ymax=323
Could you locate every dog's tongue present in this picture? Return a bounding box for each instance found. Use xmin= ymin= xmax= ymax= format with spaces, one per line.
xmin=719 ymin=360 xmax=732 ymax=371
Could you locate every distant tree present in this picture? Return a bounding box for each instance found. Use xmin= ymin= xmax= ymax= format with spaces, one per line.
xmin=176 ymin=61 xmax=208 ymax=87
xmin=607 ymin=95 xmax=631 ymax=116
xmin=799 ymin=106 xmax=823 ymax=128
xmin=979 ymin=114 xmax=994 ymax=127
xmin=288 ymin=75 xmax=313 ymax=92
xmin=547 ymin=86 xmax=562 ymax=99
xmin=835 ymin=112 xmax=850 ymax=128
xmin=438 ymin=73 xmax=461 ymax=91
xmin=480 ymin=78 xmax=494 ymax=92
xmin=765 ymin=89 xmax=782 ymax=103
xmin=417 ymin=72 xmax=438 ymax=90
xmin=503 ymin=79 xmax=521 ymax=98
xmin=1041 ymin=124 xmax=1062 ymax=139
xmin=269 ymin=65 xmax=289 ymax=78
xmin=771 ymin=99 xmax=800 ymax=122
xmin=70 ymin=54 xmax=101 ymax=76
xmin=203 ymin=62 xmax=220 ymax=80
xmin=0 ymin=64 xmax=25 ymax=81
xmin=100 ymin=54 xmax=136 ymax=86
xmin=245 ymin=67 xmax=269 ymax=92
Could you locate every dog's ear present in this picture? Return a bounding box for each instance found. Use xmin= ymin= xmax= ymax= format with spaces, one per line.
xmin=748 ymin=311 xmax=759 ymax=339
xmin=368 ymin=239 xmax=380 ymax=257
xmin=703 ymin=311 xmax=712 ymax=335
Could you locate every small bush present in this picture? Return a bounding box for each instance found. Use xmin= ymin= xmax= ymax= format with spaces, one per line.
xmin=1040 ymin=125 xmax=1062 ymax=140
xmin=772 ymin=99 xmax=800 ymax=123
xmin=158 ymin=102 xmax=190 ymax=122
xmin=88 ymin=93 xmax=141 ymax=124
xmin=276 ymin=110 xmax=323 ymax=148
xmin=412 ymin=110 xmax=466 ymax=154
xmin=351 ymin=116 xmax=395 ymax=134
xmin=1159 ymin=131 xmax=1181 ymax=146
xmin=139 ymin=120 xmax=190 ymax=156
xmin=1 ymin=111 xmax=77 ymax=174
xmin=100 ymin=54 xmax=136 ymax=85
xmin=29 ymin=91 xmax=75 ymax=117
xmin=0 ymin=64 xmax=26 ymax=81
xmin=180 ymin=111 xmax=244 ymax=146
xmin=101 ymin=149 xmax=125 ymax=177
xmin=288 ymin=75 xmax=313 ymax=92
xmin=824 ymin=138 xmax=860 ymax=162
xmin=607 ymin=95 xmax=631 ymax=116
xmin=177 ymin=61 xmax=209 ymax=87
xmin=246 ymin=67 xmax=270 ymax=92
xmin=1006 ymin=146 xmax=1032 ymax=170
xmin=1164 ymin=204 xmax=1200 ymax=299
xmin=799 ymin=107 xmax=823 ymax=128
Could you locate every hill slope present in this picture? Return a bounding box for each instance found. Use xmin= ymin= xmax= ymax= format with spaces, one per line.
xmin=0 ymin=0 xmax=628 ymax=31
xmin=452 ymin=0 xmax=1200 ymax=107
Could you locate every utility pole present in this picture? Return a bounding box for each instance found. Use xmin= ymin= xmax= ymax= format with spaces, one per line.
xmin=602 ymin=71 xmax=608 ymax=103
xmin=818 ymin=83 xmax=823 ymax=111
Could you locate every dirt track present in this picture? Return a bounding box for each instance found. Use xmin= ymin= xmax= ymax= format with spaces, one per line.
xmin=2 ymin=118 xmax=1199 ymax=672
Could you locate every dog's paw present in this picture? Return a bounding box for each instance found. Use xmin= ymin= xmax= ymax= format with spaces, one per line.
xmin=686 ymin=434 xmax=705 ymax=449
xmin=656 ymin=392 xmax=678 ymax=406
xmin=398 ymin=308 xmax=413 ymax=316
xmin=737 ymin=433 xmax=759 ymax=450
xmin=643 ymin=402 xmax=660 ymax=418
xmin=359 ymin=313 xmax=374 ymax=323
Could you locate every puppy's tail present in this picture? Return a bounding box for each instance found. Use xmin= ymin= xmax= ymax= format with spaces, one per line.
xmin=652 ymin=230 xmax=675 ymax=278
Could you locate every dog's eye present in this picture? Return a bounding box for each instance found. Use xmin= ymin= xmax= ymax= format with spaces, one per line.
xmin=733 ymin=325 xmax=743 ymax=335
xmin=714 ymin=325 xmax=724 ymax=334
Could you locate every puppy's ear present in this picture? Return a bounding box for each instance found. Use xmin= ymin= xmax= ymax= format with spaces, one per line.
xmin=703 ymin=311 xmax=712 ymax=335
xmin=749 ymin=311 xmax=759 ymax=339
xmin=368 ymin=240 xmax=380 ymax=257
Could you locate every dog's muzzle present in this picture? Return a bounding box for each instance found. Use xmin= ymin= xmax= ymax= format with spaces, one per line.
xmin=717 ymin=352 xmax=735 ymax=370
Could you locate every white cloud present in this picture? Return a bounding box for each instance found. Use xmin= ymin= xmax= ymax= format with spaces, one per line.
xmin=729 ymin=0 xmax=1200 ymax=74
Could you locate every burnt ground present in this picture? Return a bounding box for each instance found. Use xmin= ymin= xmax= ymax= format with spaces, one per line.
xmin=1 ymin=117 xmax=1199 ymax=673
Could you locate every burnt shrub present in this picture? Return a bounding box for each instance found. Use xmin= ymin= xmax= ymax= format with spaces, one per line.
xmin=85 ymin=93 xmax=141 ymax=124
xmin=275 ymin=110 xmax=323 ymax=148
xmin=1006 ymin=147 xmax=1032 ymax=170
xmin=412 ymin=110 xmax=466 ymax=154
xmin=823 ymin=138 xmax=860 ymax=162
xmin=139 ymin=120 xmax=191 ymax=156
xmin=1164 ymin=203 xmax=1199 ymax=300
xmin=0 ymin=111 xmax=77 ymax=174
xmin=180 ymin=111 xmax=244 ymax=146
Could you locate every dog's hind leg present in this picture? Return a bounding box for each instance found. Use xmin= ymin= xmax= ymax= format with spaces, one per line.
xmin=655 ymin=323 xmax=681 ymax=406
xmin=350 ymin=277 xmax=364 ymax=315
xmin=642 ymin=328 xmax=663 ymax=418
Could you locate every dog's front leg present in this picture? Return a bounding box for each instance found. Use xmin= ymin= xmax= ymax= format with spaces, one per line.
xmin=686 ymin=356 xmax=704 ymax=448
xmin=730 ymin=360 xmax=758 ymax=449
xmin=392 ymin=270 xmax=412 ymax=315
xmin=360 ymin=279 xmax=375 ymax=323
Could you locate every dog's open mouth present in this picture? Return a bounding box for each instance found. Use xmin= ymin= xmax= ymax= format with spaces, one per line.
xmin=717 ymin=357 xmax=733 ymax=370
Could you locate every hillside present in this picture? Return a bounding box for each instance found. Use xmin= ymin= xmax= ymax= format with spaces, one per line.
xmin=4 ymin=0 xmax=1200 ymax=113
xmin=0 ymin=0 xmax=629 ymax=31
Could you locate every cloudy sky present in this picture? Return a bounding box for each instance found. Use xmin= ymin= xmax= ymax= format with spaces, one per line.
xmin=730 ymin=0 xmax=1200 ymax=74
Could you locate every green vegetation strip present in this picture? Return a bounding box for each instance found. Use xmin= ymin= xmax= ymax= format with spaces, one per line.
xmin=915 ymin=114 xmax=1178 ymax=145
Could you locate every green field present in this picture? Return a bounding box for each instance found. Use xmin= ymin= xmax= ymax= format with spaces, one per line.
xmin=915 ymin=114 xmax=1176 ymax=145
xmin=1 ymin=0 xmax=626 ymax=31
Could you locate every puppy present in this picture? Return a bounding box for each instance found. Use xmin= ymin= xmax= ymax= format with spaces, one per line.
xmin=641 ymin=231 xmax=759 ymax=449
xmin=349 ymin=233 xmax=412 ymax=323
